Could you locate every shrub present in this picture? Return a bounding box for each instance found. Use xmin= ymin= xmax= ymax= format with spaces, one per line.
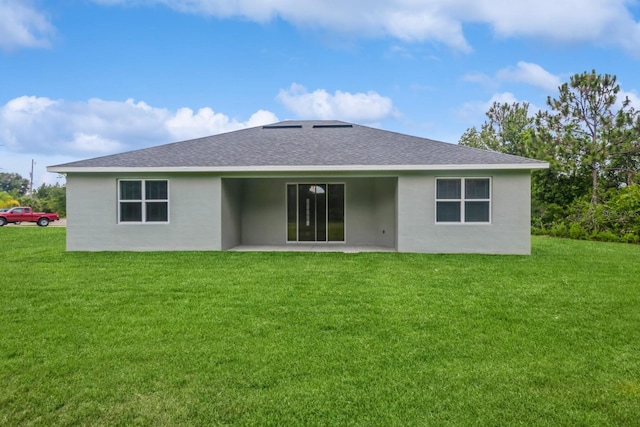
xmin=532 ymin=182 xmax=640 ymax=244
xmin=591 ymin=230 xmax=620 ymax=243
xmin=550 ymin=222 xmax=569 ymax=238
xmin=569 ymin=223 xmax=588 ymax=240
xmin=567 ymin=199 xmax=605 ymax=234
xmin=605 ymin=185 xmax=640 ymax=236
xmin=531 ymin=227 xmax=549 ymax=236
xmin=621 ymin=233 xmax=640 ymax=244
xmin=531 ymin=201 xmax=567 ymax=230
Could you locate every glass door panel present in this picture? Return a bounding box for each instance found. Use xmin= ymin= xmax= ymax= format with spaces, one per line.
xmin=287 ymin=184 xmax=297 ymax=242
xmin=327 ymin=184 xmax=344 ymax=241
xmin=315 ymin=185 xmax=327 ymax=242
xmin=298 ymin=184 xmax=316 ymax=241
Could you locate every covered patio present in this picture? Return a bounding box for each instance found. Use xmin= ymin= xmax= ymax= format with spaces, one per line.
xmin=221 ymin=176 xmax=398 ymax=251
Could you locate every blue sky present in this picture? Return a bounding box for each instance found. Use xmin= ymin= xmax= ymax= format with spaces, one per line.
xmin=1 ymin=0 xmax=640 ymax=187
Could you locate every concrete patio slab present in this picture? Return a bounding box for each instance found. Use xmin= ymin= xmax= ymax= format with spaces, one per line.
xmin=229 ymin=245 xmax=396 ymax=253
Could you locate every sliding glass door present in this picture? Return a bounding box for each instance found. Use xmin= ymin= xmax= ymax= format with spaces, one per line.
xmin=287 ymin=183 xmax=344 ymax=242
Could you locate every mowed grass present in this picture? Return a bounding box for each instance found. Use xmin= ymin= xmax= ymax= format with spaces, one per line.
xmin=1 ymin=229 xmax=639 ymax=426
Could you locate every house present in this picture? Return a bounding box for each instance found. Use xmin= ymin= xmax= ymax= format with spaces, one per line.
xmin=47 ymin=120 xmax=548 ymax=254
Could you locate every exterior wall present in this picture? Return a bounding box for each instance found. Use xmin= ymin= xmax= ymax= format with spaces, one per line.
xmin=239 ymin=177 xmax=397 ymax=248
xmin=373 ymin=178 xmax=397 ymax=248
xmin=65 ymin=173 xmax=222 ymax=251
xmin=345 ymin=178 xmax=396 ymax=247
xmin=221 ymin=178 xmax=243 ymax=250
xmin=397 ymin=170 xmax=532 ymax=254
xmin=64 ymin=170 xmax=532 ymax=254
xmin=240 ymin=178 xmax=286 ymax=246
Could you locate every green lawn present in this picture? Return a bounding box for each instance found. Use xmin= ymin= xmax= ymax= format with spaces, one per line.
xmin=1 ymin=228 xmax=639 ymax=426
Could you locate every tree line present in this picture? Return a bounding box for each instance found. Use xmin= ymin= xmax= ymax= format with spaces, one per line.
xmin=0 ymin=173 xmax=66 ymax=217
xmin=460 ymin=70 xmax=640 ymax=243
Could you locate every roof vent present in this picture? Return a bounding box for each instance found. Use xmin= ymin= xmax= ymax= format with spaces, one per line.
xmin=262 ymin=125 xmax=302 ymax=129
xmin=312 ymin=124 xmax=353 ymax=128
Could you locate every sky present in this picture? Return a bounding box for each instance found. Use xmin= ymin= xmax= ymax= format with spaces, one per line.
xmin=1 ymin=0 xmax=640 ymax=188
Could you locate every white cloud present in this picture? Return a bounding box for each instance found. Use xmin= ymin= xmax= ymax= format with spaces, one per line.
xmin=91 ymin=0 xmax=640 ymax=55
xmin=464 ymin=62 xmax=561 ymax=93
xmin=246 ymin=109 xmax=280 ymax=127
xmin=69 ymin=133 xmax=123 ymax=154
xmin=7 ymin=0 xmax=640 ymax=54
xmin=276 ymin=83 xmax=395 ymax=122
xmin=165 ymin=107 xmax=278 ymax=141
xmin=458 ymin=92 xmax=519 ymax=122
xmin=468 ymin=0 xmax=637 ymax=47
xmin=0 ymin=0 xmax=55 ymax=51
xmin=0 ymin=95 xmax=279 ymax=158
xmin=457 ymin=91 xmax=545 ymax=127
xmin=496 ymin=62 xmax=561 ymax=92
xmin=617 ymin=89 xmax=640 ymax=111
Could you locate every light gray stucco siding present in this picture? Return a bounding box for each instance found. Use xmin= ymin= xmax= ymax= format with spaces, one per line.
xmin=397 ymin=171 xmax=532 ymax=254
xmin=221 ymin=178 xmax=243 ymax=250
xmin=65 ymin=173 xmax=222 ymax=251
xmin=240 ymin=178 xmax=286 ymax=246
xmin=373 ymin=177 xmax=397 ymax=248
xmin=345 ymin=178 xmax=396 ymax=247
xmin=65 ymin=171 xmax=530 ymax=253
xmin=344 ymin=179 xmax=376 ymax=246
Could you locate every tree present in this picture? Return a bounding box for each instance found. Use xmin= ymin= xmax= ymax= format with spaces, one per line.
xmin=458 ymin=70 xmax=640 ymax=242
xmin=541 ymin=70 xmax=635 ymax=205
xmin=458 ymin=101 xmax=580 ymax=214
xmin=459 ymin=102 xmax=534 ymax=156
xmin=0 ymin=191 xmax=19 ymax=208
xmin=603 ymin=103 xmax=640 ymax=187
xmin=0 ymin=173 xmax=29 ymax=196
xmin=32 ymin=183 xmax=66 ymax=216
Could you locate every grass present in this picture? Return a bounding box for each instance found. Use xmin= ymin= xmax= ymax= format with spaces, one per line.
xmin=1 ymin=228 xmax=639 ymax=426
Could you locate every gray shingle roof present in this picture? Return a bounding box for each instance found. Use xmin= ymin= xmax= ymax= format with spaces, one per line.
xmin=49 ymin=120 xmax=547 ymax=170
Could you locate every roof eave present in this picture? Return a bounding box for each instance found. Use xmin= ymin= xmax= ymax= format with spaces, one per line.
xmin=48 ymin=163 xmax=549 ymax=173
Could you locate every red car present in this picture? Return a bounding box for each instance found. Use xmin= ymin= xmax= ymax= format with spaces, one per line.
xmin=0 ymin=207 xmax=60 ymax=227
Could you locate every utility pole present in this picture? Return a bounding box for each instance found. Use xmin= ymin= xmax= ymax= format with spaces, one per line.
xmin=29 ymin=159 xmax=35 ymax=194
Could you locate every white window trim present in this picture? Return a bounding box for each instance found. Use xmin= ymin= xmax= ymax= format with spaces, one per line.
xmin=117 ymin=179 xmax=170 ymax=224
xmin=435 ymin=177 xmax=492 ymax=224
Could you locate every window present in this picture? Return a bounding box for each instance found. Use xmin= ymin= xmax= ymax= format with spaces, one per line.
xmin=118 ymin=180 xmax=169 ymax=223
xmin=436 ymin=178 xmax=490 ymax=223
